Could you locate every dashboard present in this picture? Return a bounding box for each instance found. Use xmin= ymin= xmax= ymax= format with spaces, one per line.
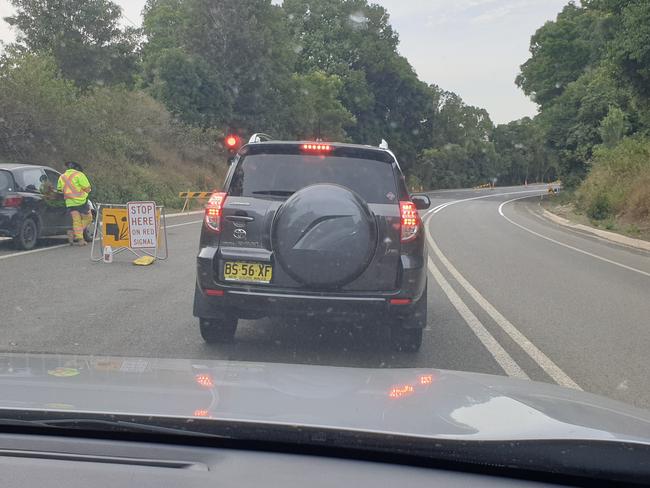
xmin=0 ymin=433 xmax=569 ymax=487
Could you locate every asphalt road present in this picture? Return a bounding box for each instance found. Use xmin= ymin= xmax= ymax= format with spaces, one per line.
xmin=1 ymin=185 xmax=649 ymax=410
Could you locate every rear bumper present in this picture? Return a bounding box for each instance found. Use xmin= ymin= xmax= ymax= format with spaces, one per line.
xmin=0 ymin=209 xmax=20 ymax=238
xmin=194 ymin=246 xmax=427 ymax=322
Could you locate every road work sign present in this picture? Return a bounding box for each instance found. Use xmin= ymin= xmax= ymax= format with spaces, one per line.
xmin=91 ymin=202 xmax=168 ymax=263
xmin=101 ymin=208 xmax=130 ymax=248
xmin=127 ymin=201 xmax=157 ymax=249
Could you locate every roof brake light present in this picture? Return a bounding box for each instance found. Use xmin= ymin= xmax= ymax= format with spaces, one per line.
xmin=301 ymin=143 xmax=332 ymax=152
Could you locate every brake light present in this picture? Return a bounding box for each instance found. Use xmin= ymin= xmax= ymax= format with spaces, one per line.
xmin=301 ymin=143 xmax=332 ymax=152
xmin=2 ymin=195 xmax=22 ymax=208
xmin=399 ymin=201 xmax=420 ymax=242
xmin=204 ymin=192 xmax=227 ymax=232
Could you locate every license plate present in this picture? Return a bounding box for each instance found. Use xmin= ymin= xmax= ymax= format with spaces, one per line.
xmin=223 ymin=261 xmax=273 ymax=283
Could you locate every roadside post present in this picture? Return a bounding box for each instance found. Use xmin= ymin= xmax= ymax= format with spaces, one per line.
xmin=90 ymin=202 xmax=168 ymax=263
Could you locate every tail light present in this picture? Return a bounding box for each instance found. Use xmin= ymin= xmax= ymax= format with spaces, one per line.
xmin=204 ymin=192 xmax=227 ymax=232
xmin=2 ymin=195 xmax=23 ymax=208
xmin=399 ymin=201 xmax=420 ymax=242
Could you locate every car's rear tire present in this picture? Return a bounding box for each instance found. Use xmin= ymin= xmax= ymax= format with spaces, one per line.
xmin=83 ymin=224 xmax=94 ymax=243
xmin=199 ymin=314 xmax=238 ymax=343
xmin=14 ymin=217 xmax=39 ymax=251
xmin=389 ymin=285 xmax=427 ymax=352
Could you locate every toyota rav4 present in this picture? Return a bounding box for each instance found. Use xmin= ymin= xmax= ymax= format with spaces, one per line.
xmin=193 ymin=136 xmax=430 ymax=351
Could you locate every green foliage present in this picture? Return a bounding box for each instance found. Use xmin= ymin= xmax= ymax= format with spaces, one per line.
xmin=599 ymin=106 xmax=628 ymax=147
xmin=517 ymin=0 xmax=650 ymax=189
xmin=142 ymin=0 xmax=296 ymax=135
xmin=577 ymin=136 xmax=650 ymax=223
xmin=288 ymin=71 xmax=355 ymax=141
xmin=4 ymin=0 xmax=139 ymax=89
xmin=0 ymin=52 xmax=225 ymax=206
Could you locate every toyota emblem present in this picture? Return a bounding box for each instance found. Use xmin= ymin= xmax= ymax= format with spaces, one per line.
xmin=233 ymin=228 xmax=247 ymax=240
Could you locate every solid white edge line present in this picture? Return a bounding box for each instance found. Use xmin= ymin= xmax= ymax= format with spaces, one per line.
xmin=425 ymin=189 xmax=583 ymax=390
xmin=0 ymin=220 xmax=203 ymax=261
xmin=165 ymin=210 xmax=204 ymax=218
xmin=427 ymin=257 xmax=529 ymax=379
xmin=499 ymin=196 xmax=650 ymax=278
xmin=166 ymin=220 xmax=203 ymax=229
xmin=0 ymin=244 xmax=70 ymax=260
xmin=423 ymin=188 xmax=546 ymax=218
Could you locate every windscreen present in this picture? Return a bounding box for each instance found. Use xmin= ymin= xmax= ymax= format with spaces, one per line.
xmin=228 ymin=154 xmax=398 ymax=204
xmin=1 ymin=0 xmax=650 ymax=470
xmin=0 ymin=170 xmax=12 ymax=192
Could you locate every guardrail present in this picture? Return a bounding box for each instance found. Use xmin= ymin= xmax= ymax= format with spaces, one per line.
xmin=473 ymin=183 xmax=493 ymax=190
xmin=179 ymin=191 xmax=212 ymax=212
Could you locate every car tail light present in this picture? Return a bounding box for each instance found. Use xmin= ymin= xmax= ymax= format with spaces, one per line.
xmin=2 ymin=195 xmax=23 ymax=208
xmin=301 ymin=143 xmax=332 ymax=152
xmin=204 ymin=192 xmax=227 ymax=232
xmin=390 ymin=298 xmax=412 ymax=305
xmin=399 ymin=201 xmax=420 ymax=242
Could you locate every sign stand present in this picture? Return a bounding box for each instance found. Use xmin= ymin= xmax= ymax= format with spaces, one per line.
xmin=90 ymin=203 xmax=168 ymax=262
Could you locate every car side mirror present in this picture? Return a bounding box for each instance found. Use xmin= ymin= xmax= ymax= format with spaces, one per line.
xmin=411 ymin=194 xmax=431 ymax=210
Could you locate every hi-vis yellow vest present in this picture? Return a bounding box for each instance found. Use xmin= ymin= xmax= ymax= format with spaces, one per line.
xmin=57 ymin=169 xmax=91 ymax=207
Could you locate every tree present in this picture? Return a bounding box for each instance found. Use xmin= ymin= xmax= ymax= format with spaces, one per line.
xmin=283 ymin=0 xmax=435 ymax=167
xmin=599 ymin=106 xmax=628 ymax=147
xmin=142 ymin=0 xmax=297 ymax=135
xmin=288 ymin=71 xmax=355 ymax=141
xmin=4 ymin=0 xmax=139 ymax=89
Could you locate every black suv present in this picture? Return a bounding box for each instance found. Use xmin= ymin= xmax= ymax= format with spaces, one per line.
xmin=193 ymin=138 xmax=430 ymax=351
xmin=0 ymin=164 xmax=94 ymax=250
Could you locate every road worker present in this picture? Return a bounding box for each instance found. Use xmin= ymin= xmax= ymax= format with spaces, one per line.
xmin=57 ymin=161 xmax=92 ymax=246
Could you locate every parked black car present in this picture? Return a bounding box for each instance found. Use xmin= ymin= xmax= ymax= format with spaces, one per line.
xmin=0 ymin=163 xmax=94 ymax=250
xmin=193 ymin=136 xmax=431 ymax=351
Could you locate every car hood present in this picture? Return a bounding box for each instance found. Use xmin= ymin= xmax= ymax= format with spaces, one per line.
xmin=1 ymin=352 xmax=649 ymax=444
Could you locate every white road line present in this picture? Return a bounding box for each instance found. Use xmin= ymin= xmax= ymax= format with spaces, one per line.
xmin=499 ymin=196 xmax=650 ymax=279
xmin=0 ymin=220 xmax=203 ymax=261
xmin=167 ymin=220 xmax=202 ymax=229
xmin=428 ymin=257 xmax=529 ymax=379
xmin=0 ymin=244 xmax=70 ymax=260
xmin=165 ymin=210 xmax=204 ymax=218
xmin=424 ymin=191 xmax=582 ymax=390
xmin=423 ymin=188 xmax=545 ymax=217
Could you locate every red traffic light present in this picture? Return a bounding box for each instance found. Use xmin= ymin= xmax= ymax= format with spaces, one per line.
xmin=225 ymin=134 xmax=241 ymax=151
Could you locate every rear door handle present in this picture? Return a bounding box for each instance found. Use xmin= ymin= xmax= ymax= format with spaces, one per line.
xmin=226 ymin=215 xmax=255 ymax=222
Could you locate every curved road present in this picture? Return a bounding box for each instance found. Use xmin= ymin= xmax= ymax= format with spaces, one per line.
xmin=1 ymin=185 xmax=649 ymax=409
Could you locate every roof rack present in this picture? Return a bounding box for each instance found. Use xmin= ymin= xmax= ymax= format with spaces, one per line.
xmin=248 ymin=133 xmax=274 ymax=144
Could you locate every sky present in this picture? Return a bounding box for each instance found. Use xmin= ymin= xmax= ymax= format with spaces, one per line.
xmin=0 ymin=0 xmax=568 ymax=124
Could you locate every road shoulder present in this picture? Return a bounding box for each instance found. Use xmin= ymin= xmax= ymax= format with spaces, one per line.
xmin=541 ymin=204 xmax=650 ymax=252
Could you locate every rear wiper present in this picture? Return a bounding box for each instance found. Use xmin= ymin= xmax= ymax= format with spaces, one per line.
xmin=251 ymin=190 xmax=295 ymax=197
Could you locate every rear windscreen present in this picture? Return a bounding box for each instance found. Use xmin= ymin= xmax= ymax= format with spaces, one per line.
xmin=228 ymin=154 xmax=398 ymax=204
xmin=0 ymin=170 xmax=13 ymax=192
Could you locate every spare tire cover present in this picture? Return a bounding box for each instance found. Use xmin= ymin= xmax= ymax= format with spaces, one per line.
xmin=272 ymin=184 xmax=378 ymax=288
